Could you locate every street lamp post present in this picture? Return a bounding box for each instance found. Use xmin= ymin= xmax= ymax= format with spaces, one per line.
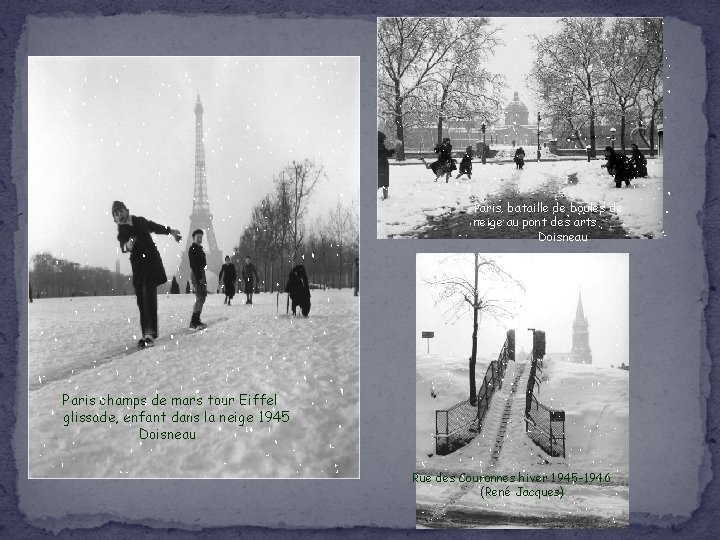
xmin=610 ymin=127 xmax=616 ymax=150
xmin=536 ymin=112 xmax=541 ymax=161
xmin=481 ymin=123 xmax=486 ymax=164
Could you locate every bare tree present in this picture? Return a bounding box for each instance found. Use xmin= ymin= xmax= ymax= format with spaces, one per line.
xmin=325 ymin=200 xmax=355 ymax=289
xmin=636 ymin=18 xmax=663 ymax=156
xmin=378 ymin=17 xmax=473 ymax=160
xmin=601 ymin=18 xmax=652 ymax=152
xmin=426 ymin=254 xmax=524 ymax=405
xmin=282 ymin=159 xmax=325 ymax=265
xmin=530 ymin=18 xmax=607 ymax=157
xmin=417 ymin=18 xmax=506 ymax=143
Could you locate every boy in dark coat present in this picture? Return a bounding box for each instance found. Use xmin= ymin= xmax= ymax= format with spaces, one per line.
xmin=285 ymin=265 xmax=311 ymax=317
xmin=112 ymin=201 xmax=182 ymax=347
xmin=514 ymin=147 xmax=526 ymax=169
xmin=422 ymin=137 xmax=457 ymax=183
xmin=456 ymin=146 xmax=474 ymax=179
xmin=218 ymin=255 xmax=237 ymax=305
xmin=602 ymin=146 xmax=632 ymax=188
xmin=188 ymin=229 xmax=208 ymax=329
xmin=242 ymin=256 xmax=259 ymax=305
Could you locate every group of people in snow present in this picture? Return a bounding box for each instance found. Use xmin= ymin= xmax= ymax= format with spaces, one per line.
xmin=379 ymin=132 xmax=652 ymax=196
xmin=112 ymin=200 xmax=312 ymax=349
xmin=602 ymin=143 xmax=648 ymax=188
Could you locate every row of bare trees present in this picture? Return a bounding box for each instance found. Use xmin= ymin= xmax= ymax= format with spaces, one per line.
xmin=378 ymin=17 xmax=506 ymax=160
xmin=232 ymin=159 xmax=359 ymax=293
xmin=529 ymin=17 xmax=663 ymax=155
xmin=29 ymin=252 xmax=132 ymax=298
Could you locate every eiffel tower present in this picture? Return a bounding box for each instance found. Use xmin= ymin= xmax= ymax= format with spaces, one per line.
xmin=177 ymin=95 xmax=222 ymax=286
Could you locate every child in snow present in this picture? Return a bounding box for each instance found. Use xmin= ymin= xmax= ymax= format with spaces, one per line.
xmin=629 ymin=143 xmax=648 ymax=178
xmin=188 ymin=229 xmax=208 ymax=329
xmin=242 ymin=256 xmax=259 ymax=305
xmin=285 ymin=265 xmax=311 ymax=317
xmin=422 ymin=137 xmax=457 ymax=183
xmin=218 ymin=255 xmax=237 ymax=305
xmin=602 ymin=146 xmax=632 ymax=188
xmin=456 ymin=146 xmax=474 ymax=179
xmin=514 ymin=147 xmax=526 ymax=169
xmin=112 ymin=200 xmax=182 ymax=347
xmin=378 ymin=131 xmax=395 ymax=200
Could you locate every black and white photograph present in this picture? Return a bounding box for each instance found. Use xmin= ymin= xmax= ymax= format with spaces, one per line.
xmin=415 ymin=253 xmax=629 ymax=528
xmin=28 ymin=56 xmax=360 ymax=478
xmin=378 ymin=17 xmax=663 ymax=240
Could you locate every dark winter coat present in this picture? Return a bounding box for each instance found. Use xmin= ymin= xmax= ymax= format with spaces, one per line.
xmin=188 ymin=242 xmax=207 ymax=282
xmin=285 ymin=265 xmax=311 ymax=316
xmin=378 ymin=133 xmax=395 ymax=188
xmin=629 ymin=147 xmax=647 ymax=178
xmin=430 ymin=141 xmax=457 ymax=175
xmin=458 ymin=153 xmax=473 ymax=176
xmin=242 ymin=262 xmax=259 ymax=294
xmin=116 ymin=215 xmax=171 ymax=289
xmin=604 ymin=151 xmax=632 ymax=184
xmin=170 ymin=277 xmax=180 ymax=294
xmin=219 ymin=262 xmax=237 ymax=297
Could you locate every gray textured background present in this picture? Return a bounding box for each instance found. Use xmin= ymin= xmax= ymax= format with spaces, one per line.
xmin=1 ymin=7 xmax=716 ymax=539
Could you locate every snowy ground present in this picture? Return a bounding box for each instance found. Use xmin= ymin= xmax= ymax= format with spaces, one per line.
xmin=28 ymin=290 xmax=359 ymax=478
xmin=378 ymin=156 xmax=663 ymax=239
xmin=416 ymin=353 xmax=628 ymax=528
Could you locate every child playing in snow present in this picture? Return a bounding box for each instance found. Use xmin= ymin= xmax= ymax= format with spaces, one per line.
xmin=112 ymin=201 xmax=182 ymax=348
xmin=188 ymin=229 xmax=208 ymax=329
xmin=456 ymin=146 xmax=474 ymax=179
xmin=422 ymin=137 xmax=457 ymax=183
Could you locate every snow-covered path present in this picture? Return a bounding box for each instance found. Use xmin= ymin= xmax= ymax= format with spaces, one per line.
xmin=28 ymin=291 xmax=359 ymax=478
xmin=379 ymin=157 xmax=663 ymax=239
xmin=416 ymin=355 xmax=628 ymax=528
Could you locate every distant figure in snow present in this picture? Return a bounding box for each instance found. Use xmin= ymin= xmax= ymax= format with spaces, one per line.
xmin=602 ymin=146 xmax=632 ymax=188
xmin=188 ymin=229 xmax=208 ymax=330
xmin=170 ymin=276 xmax=180 ymax=294
xmin=629 ymin=143 xmax=648 ymax=178
xmin=352 ymin=257 xmax=359 ymax=297
xmin=218 ymin=255 xmax=237 ymax=306
xmin=422 ymin=137 xmax=456 ymax=183
xmin=185 ymin=281 xmax=191 ymax=294
xmin=514 ymin=147 xmax=526 ymax=169
xmin=456 ymin=146 xmax=474 ymax=179
xmin=378 ymin=131 xmax=395 ymax=200
xmin=29 ymin=283 xmax=33 ymax=303
xmin=242 ymin=256 xmax=259 ymax=305
xmin=112 ymin=200 xmax=182 ymax=348
xmin=285 ymin=264 xmax=311 ymax=317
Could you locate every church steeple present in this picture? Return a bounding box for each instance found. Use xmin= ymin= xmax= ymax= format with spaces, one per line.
xmin=570 ymin=291 xmax=592 ymax=364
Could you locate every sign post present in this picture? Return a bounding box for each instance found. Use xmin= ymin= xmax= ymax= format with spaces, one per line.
xmin=421 ymin=331 xmax=434 ymax=354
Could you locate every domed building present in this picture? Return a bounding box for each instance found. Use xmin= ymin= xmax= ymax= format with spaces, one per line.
xmin=505 ymin=91 xmax=529 ymax=126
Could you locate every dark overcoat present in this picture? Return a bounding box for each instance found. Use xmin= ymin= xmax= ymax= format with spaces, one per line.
xmin=117 ymin=216 xmax=170 ymax=289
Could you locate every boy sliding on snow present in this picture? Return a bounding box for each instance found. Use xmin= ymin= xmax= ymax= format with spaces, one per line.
xmin=112 ymin=201 xmax=182 ymax=348
xmin=188 ymin=229 xmax=208 ymax=330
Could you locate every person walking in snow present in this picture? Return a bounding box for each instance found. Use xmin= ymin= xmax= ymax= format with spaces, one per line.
xmin=112 ymin=200 xmax=182 ymax=347
xmin=629 ymin=143 xmax=648 ymax=178
xmin=188 ymin=229 xmax=208 ymax=330
xmin=218 ymin=255 xmax=237 ymax=306
xmin=422 ymin=137 xmax=456 ymax=183
xmin=242 ymin=255 xmax=259 ymax=305
xmin=456 ymin=146 xmax=474 ymax=179
xmin=514 ymin=147 xmax=526 ymax=169
xmin=378 ymin=131 xmax=395 ymax=200
xmin=170 ymin=276 xmax=180 ymax=294
xmin=602 ymin=146 xmax=632 ymax=188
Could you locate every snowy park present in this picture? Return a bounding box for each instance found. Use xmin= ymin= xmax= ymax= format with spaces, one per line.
xmin=28 ymin=290 xmax=359 ymax=478
xmin=378 ymin=154 xmax=663 ymax=240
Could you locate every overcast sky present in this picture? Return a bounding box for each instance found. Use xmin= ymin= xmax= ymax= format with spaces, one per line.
xmin=485 ymin=17 xmax=562 ymax=121
xmin=28 ymin=56 xmax=359 ymax=275
xmin=416 ymin=253 xmax=629 ymax=368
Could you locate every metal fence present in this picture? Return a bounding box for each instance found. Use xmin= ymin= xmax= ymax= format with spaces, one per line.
xmin=525 ymin=330 xmax=566 ymax=458
xmin=435 ymin=330 xmax=515 ymax=456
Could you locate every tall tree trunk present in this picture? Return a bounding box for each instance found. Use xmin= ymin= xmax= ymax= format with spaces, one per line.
xmin=649 ymin=116 xmax=656 ymax=157
xmin=620 ymin=112 xmax=626 ymax=153
xmin=588 ymin=73 xmax=596 ymax=157
xmin=394 ymin=81 xmax=405 ymax=161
